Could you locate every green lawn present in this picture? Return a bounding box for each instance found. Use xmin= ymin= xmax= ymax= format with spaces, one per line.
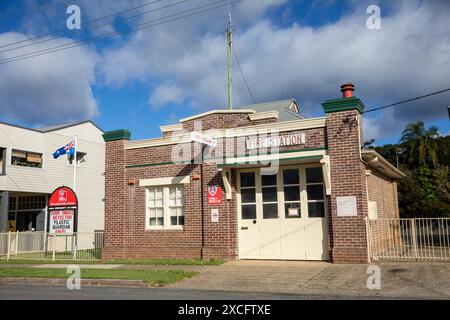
xmin=0 ymin=268 xmax=197 ymax=286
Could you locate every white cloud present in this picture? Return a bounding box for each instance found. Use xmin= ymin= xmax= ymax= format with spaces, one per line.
xmin=100 ymin=0 xmax=450 ymax=143
xmin=149 ymin=84 xmax=184 ymax=109
xmin=10 ymin=0 xmax=450 ymax=141
xmin=0 ymin=32 xmax=99 ymax=126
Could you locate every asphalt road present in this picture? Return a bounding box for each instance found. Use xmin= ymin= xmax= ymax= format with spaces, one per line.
xmin=0 ymin=284 xmax=396 ymax=300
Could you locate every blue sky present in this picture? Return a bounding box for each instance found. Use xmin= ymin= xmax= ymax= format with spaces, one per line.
xmin=0 ymin=0 xmax=449 ymax=145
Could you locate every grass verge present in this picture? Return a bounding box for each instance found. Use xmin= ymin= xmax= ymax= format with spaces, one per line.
xmin=0 ymin=268 xmax=197 ymax=286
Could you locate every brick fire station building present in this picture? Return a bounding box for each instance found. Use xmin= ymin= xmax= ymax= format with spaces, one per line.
xmin=102 ymin=84 xmax=405 ymax=263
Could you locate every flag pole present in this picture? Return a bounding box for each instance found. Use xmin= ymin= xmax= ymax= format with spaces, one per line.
xmin=73 ymin=136 xmax=77 ymax=192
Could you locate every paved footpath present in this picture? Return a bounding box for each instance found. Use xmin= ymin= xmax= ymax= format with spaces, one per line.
xmin=1 ymin=261 xmax=450 ymax=299
xmin=168 ymin=260 xmax=450 ymax=299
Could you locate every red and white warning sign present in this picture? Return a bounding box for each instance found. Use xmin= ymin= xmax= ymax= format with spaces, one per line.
xmin=207 ymin=186 xmax=222 ymax=205
xmin=49 ymin=210 xmax=75 ymax=235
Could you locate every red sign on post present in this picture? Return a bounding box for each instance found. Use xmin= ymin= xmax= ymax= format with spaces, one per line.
xmin=49 ymin=186 xmax=78 ymax=207
xmin=207 ymin=186 xmax=222 ymax=205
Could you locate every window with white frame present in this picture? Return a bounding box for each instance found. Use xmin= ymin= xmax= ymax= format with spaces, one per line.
xmin=169 ymin=186 xmax=184 ymax=226
xmin=306 ymin=167 xmax=326 ymax=218
xmin=146 ymin=186 xmax=184 ymax=229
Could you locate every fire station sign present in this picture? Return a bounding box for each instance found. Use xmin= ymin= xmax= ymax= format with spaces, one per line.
xmin=48 ymin=186 xmax=78 ymax=235
xmin=207 ymin=186 xmax=222 ymax=205
xmin=246 ymin=133 xmax=306 ymax=151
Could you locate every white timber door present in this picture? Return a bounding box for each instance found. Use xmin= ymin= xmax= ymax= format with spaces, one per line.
xmin=238 ymin=165 xmax=329 ymax=260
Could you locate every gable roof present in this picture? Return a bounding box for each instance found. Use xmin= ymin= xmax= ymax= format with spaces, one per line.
xmin=36 ymin=120 xmax=104 ymax=133
xmin=235 ymin=99 xmax=304 ymax=122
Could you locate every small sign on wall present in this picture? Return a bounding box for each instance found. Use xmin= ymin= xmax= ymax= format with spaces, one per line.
xmin=207 ymin=186 xmax=222 ymax=205
xmin=336 ymin=196 xmax=358 ymax=217
xmin=211 ymin=209 xmax=219 ymax=223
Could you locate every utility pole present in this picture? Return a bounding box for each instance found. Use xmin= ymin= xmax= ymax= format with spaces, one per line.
xmin=226 ymin=0 xmax=233 ymax=110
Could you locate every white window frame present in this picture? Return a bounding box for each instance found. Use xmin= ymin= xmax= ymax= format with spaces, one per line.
xmin=305 ymin=167 xmax=327 ymax=218
xmin=145 ymin=185 xmax=184 ymax=231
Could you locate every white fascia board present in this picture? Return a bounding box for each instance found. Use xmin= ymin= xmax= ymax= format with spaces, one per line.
xmin=139 ymin=176 xmax=190 ymax=187
xmin=248 ymin=111 xmax=279 ymax=121
xmin=160 ymin=124 xmax=183 ymax=133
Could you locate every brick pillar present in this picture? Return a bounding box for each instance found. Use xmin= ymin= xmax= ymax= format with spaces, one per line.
xmin=322 ymin=89 xmax=369 ymax=263
xmin=102 ymin=129 xmax=131 ymax=260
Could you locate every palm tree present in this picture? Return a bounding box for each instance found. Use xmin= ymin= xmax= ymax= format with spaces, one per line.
xmin=400 ymin=121 xmax=439 ymax=167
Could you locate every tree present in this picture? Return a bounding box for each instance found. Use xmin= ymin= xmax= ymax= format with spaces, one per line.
xmin=362 ymin=139 xmax=375 ymax=150
xmin=400 ymin=121 xmax=439 ymax=168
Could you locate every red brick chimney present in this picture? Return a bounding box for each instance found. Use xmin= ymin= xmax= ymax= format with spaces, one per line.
xmin=322 ymin=83 xmax=369 ymax=263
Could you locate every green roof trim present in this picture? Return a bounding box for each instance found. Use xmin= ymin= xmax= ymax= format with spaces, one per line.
xmin=322 ymin=97 xmax=365 ymax=114
xmin=103 ymin=129 xmax=131 ymax=142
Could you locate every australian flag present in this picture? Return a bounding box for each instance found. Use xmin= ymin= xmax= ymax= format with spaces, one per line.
xmin=53 ymin=141 xmax=75 ymax=159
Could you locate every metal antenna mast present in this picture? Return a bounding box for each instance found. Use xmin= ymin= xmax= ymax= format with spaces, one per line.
xmin=226 ymin=0 xmax=233 ymax=110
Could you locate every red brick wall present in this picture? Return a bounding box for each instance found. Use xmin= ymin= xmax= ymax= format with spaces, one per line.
xmin=367 ymin=171 xmax=399 ymax=219
xmin=103 ymin=139 xmax=128 ymax=259
xmin=103 ymin=112 xmax=328 ymax=261
xmin=326 ymin=110 xmax=369 ymax=263
xmin=366 ymin=170 xmax=401 ymax=257
xmin=182 ymin=112 xmax=258 ymax=131
xmin=103 ymin=107 xmax=398 ymax=263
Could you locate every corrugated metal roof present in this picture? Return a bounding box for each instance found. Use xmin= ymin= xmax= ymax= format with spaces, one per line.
xmin=235 ymin=99 xmax=304 ymax=122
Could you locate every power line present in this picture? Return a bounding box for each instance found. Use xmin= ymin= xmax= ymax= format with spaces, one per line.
xmin=233 ymin=46 xmax=256 ymax=104
xmin=0 ymin=0 xmax=171 ymax=51
xmin=0 ymin=0 xmax=239 ymax=66
xmin=363 ymin=87 xmax=450 ymax=114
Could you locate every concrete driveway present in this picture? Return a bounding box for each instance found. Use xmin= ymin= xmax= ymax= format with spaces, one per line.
xmin=168 ymin=260 xmax=450 ymax=299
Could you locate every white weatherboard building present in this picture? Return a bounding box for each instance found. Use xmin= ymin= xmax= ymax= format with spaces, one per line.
xmin=0 ymin=121 xmax=105 ymax=233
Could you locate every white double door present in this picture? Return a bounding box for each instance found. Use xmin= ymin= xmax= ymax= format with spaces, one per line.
xmin=238 ymin=166 xmax=328 ymax=261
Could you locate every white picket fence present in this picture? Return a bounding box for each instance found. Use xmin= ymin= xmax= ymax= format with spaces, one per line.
xmin=366 ymin=218 xmax=450 ymax=262
xmin=0 ymin=231 xmax=103 ymax=261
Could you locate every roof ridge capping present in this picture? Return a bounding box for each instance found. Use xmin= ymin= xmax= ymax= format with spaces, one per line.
xmin=361 ymin=149 xmax=406 ymax=179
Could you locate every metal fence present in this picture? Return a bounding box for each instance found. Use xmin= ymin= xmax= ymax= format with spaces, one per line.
xmin=0 ymin=231 xmax=104 ymax=262
xmin=366 ymin=218 xmax=450 ymax=262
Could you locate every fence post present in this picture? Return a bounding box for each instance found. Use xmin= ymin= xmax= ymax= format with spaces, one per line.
xmin=52 ymin=234 xmax=56 ymax=262
xmin=411 ymin=218 xmax=418 ymax=260
xmin=15 ymin=231 xmax=19 ymax=256
xmin=6 ymin=231 xmax=11 ymax=261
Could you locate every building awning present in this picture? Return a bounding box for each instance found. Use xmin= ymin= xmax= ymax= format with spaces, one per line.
xmin=361 ymin=150 xmax=406 ymax=179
